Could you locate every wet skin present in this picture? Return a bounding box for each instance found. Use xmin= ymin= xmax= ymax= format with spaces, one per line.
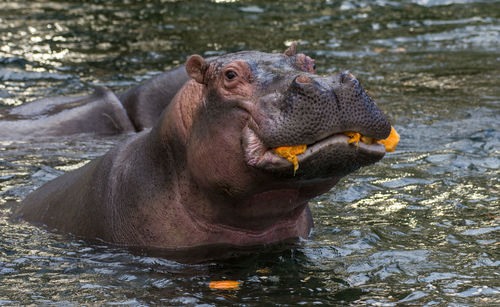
xmin=12 ymin=46 xmax=392 ymax=261
xmin=0 ymin=65 xmax=189 ymax=137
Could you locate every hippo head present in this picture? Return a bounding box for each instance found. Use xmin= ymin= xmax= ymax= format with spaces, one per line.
xmin=162 ymin=45 xmax=391 ymax=233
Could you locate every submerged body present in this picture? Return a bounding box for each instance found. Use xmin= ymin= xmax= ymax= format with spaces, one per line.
xmin=13 ymin=46 xmax=393 ymax=261
xmin=0 ymin=65 xmax=189 ymax=137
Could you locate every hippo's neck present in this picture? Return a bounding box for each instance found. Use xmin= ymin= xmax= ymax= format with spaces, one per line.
xmin=179 ymin=196 xmax=314 ymax=247
xmin=171 ymin=175 xmax=340 ymax=244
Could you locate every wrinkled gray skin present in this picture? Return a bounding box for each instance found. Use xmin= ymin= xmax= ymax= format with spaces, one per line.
xmin=13 ymin=47 xmax=392 ymax=262
xmin=0 ymin=65 xmax=189 ymax=137
xmin=118 ymin=65 xmax=190 ymax=131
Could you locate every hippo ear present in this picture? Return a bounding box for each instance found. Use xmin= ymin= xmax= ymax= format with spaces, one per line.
xmin=186 ymin=55 xmax=209 ymax=84
xmin=284 ymin=42 xmax=297 ymax=57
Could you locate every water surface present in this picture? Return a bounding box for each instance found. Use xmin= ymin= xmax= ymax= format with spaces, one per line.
xmin=1 ymin=0 xmax=499 ymax=305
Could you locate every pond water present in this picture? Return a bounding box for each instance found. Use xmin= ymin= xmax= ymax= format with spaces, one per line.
xmin=1 ymin=0 xmax=499 ymax=305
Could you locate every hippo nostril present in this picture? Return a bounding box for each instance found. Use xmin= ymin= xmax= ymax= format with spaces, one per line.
xmin=340 ymin=71 xmax=357 ymax=84
xmin=295 ymin=75 xmax=312 ymax=84
xmin=339 ymin=71 xmax=361 ymax=92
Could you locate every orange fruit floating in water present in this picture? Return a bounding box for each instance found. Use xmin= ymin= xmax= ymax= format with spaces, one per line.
xmin=273 ymin=144 xmax=307 ymax=174
xmin=209 ymin=280 xmax=242 ymax=290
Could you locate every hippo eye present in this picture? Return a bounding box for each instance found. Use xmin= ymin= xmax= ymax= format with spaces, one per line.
xmin=225 ymin=70 xmax=238 ymax=80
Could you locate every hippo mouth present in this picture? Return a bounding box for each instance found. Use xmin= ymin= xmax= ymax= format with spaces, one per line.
xmin=243 ymin=126 xmax=386 ymax=180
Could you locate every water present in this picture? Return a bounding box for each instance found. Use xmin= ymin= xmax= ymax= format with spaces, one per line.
xmin=1 ymin=0 xmax=499 ymax=305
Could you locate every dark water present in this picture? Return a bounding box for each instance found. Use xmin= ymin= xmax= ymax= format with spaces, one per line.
xmin=1 ymin=0 xmax=499 ymax=305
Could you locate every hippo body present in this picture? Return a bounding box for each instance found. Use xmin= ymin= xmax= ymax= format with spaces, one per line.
xmin=13 ymin=47 xmax=392 ymax=261
xmin=0 ymin=65 xmax=189 ymax=138
xmin=118 ymin=65 xmax=190 ymax=131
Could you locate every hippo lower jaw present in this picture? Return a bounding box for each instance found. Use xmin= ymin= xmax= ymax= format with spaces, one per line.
xmin=243 ymin=126 xmax=386 ymax=179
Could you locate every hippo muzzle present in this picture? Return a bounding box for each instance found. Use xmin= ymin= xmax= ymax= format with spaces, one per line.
xmin=244 ymin=70 xmax=392 ymax=180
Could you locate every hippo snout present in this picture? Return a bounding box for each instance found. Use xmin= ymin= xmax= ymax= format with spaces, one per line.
xmin=258 ymin=71 xmax=391 ymax=148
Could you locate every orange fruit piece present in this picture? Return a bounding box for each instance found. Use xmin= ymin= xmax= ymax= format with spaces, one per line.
xmin=344 ymin=132 xmax=376 ymax=146
xmin=344 ymin=126 xmax=400 ymax=152
xmin=344 ymin=132 xmax=362 ymax=146
xmin=273 ymin=145 xmax=307 ymax=174
xmin=209 ymin=280 xmax=242 ymax=290
xmin=379 ymin=126 xmax=400 ymax=152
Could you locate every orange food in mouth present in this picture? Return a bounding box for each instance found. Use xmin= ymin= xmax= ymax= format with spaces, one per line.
xmin=209 ymin=280 xmax=242 ymax=290
xmin=344 ymin=126 xmax=400 ymax=152
xmin=344 ymin=132 xmax=374 ymax=146
xmin=273 ymin=127 xmax=399 ymax=174
xmin=273 ymin=144 xmax=307 ymax=174
xmin=378 ymin=126 xmax=400 ymax=152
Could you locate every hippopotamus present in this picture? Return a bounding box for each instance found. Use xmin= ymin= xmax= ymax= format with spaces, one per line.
xmin=0 ymin=64 xmax=189 ymax=137
xmin=13 ymin=45 xmax=392 ymax=261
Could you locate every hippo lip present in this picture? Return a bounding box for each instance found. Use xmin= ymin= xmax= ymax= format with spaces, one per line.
xmin=243 ymin=126 xmax=385 ymax=177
